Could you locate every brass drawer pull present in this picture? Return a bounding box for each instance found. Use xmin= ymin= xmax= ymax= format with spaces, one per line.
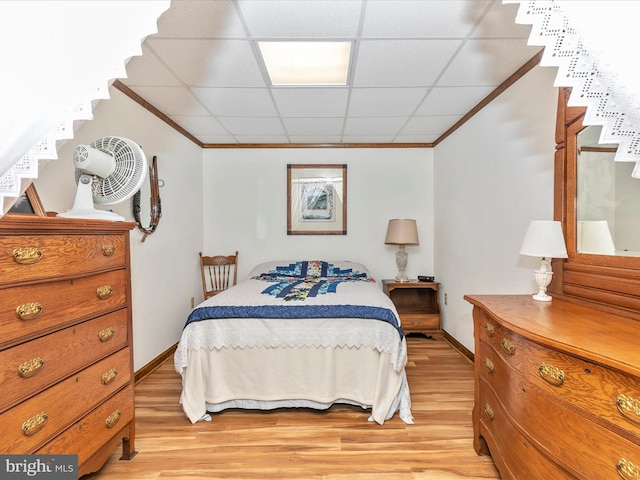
xmin=99 ymin=327 xmax=115 ymax=342
xmin=617 ymin=394 xmax=640 ymax=424
xmin=102 ymin=244 xmax=115 ymax=256
xmin=483 ymin=403 xmax=494 ymax=420
xmin=500 ymin=338 xmax=515 ymax=356
xmin=22 ymin=412 xmax=48 ymax=436
xmin=483 ymin=358 xmax=494 ymax=373
xmin=539 ymin=362 xmax=565 ymax=386
xmin=102 ymin=368 xmax=118 ymax=385
xmin=13 ymin=247 xmax=43 ymax=265
xmin=484 ymin=323 xmax=495 ymax=337
xmin=616 ymin=458 xmax=640 ymax=479
xmin=97 ymin=285 xmax=113 ymax=300
xmin=16 ymin=302 xmax=43 ymax=321
xmin=18 ymin=357 xmax=45 ymax=378
xmin=105 ymin=409 xmax=121 ymax=429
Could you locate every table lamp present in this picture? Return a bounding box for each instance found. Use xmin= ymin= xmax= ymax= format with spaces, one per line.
xmin=519 ymin=220 xmax=568 ymax=302
xmin=385 ymin=219 xmax=419 ymax=282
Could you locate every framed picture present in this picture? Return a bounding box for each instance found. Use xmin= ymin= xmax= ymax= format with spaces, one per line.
xmin=7 ymin=184 xmax=46 ymax=217
xmin=287 ymin=164 xmax=347 ymax=235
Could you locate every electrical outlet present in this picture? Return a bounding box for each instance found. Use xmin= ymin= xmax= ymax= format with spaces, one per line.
xmin=444 ymin=293 xmax=448 ymax=306
xmin=190 ymin=296 xmax=195 ymax=309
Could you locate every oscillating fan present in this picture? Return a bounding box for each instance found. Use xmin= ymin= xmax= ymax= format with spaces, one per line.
xmin=57 ymin=136 xmax=147 ymax=221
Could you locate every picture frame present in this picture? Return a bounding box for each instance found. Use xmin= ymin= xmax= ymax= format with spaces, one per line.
xmin=287 ymin=164 xmax=347 ymax=235
xmin=7 ymin=183 xmax=46 ymax=217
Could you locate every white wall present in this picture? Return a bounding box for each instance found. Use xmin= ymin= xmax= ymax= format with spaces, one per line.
xmin=434 ymin=65 xmax=559 ymax=352
xmin=34 ymin=88 xmax=203 ymax=370
xmin=201 ymin=148 xmax=434 ymax=287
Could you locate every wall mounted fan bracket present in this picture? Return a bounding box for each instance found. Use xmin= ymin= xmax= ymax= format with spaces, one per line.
xmin=57 ymin=175 xmax=125 ymax=221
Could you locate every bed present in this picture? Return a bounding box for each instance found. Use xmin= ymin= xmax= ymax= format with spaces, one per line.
xmin=174 ymin=260 xmax=413 ymax=425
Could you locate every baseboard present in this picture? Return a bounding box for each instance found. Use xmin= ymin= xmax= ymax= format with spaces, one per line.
xmin=134 ymin=342 xmax=178 ymax=384
xmin=443 ymin=330 xmax=474 ymax=364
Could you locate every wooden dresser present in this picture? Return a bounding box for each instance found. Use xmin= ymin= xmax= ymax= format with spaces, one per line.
xmin=0 ymin=215 xmax=136 ymax=477
xmin=465 ymin=294 xmax=640 ymax=479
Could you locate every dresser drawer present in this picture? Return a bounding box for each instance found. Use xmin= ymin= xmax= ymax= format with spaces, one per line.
xmin=0 ymin=309 xmax=129 ymax=413
xmin=399 ymin=313 xmax=440 ymax=332
xmin=0 ymin=269 xmax=127 ymax=347
xmin=0 ymin=348 xmax=131 ymax=453
xmin=477 ymin=379 xmax=574 ymax=480
xmin=0 ymin=234 xmax=126 ymax=287
xmin=38 ymin=385 xmax=134 ymax=469
xmin=476 ymin=313 xmax=524 ymax=373
xmin=509 ymin=380 xmax=640 ymax=479
xmin=524 ymin=339 xmax=640 ymax=441
xmin=477 ymin=340 xmax=520 ymax=406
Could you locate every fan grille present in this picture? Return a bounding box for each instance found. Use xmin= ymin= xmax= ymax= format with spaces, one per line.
xmin=75 ymin=136 xmax=147 ymax=205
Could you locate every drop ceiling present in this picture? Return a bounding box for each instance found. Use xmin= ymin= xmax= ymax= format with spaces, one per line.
xmin=118 ymin=0 xmax=542 ymax=147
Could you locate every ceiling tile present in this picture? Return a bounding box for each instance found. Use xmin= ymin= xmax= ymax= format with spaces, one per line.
xmin=234 ymin=135 xmax=291 ymax=143
xmin=169 ymin=115 xmax=230 ymax=135
xmin=130 ymin=86 xmax=209 ymax=116
xmin=344 ymin=117 xmax=408 ymax=136
xmin=271 ymin=88 xmax=349 ymax=117
xmin=155 ymin=0 xmax=246 ymax=38
xmin=199 ymin=135 xmax=239 ymax=144
xmin=416 ymin=86 xmax=495 ymax=115
xmin=123 ymin=45 xmax=182 ymax=87
xmin=217 ymin=117 xmax=286 ymax=136
xmin=361 ymin=0 xmax=492 ymax=38
xmin=438 ymin=39 xmax=541 ymax=86
xmin=394 ymin=134 xmax=439 ymax=143
xmin=191 ymin=87 xmax=277 ymax=116
xmin=282 ymin=117 xmax=345 ymax=136
xmin=237 ymin=0 xmax=363 ymax=38
xmin=401 ymin=115 xmax=463 ymax=135
xmin=342 ymin=134 xmax=397 ymax=143
xmin=353 ymin=39 xmax=463 ymax=87
xmin=147 ymin=38 xmax=265 ymax=87
xmin=348 ymin=88 xmax=428 ymax=116
xmin=289 ymin=135 xmax=343 ymax=143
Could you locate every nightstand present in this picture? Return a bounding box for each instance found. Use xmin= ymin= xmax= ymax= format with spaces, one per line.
xmin=382 ymin=280 xmax=441 ymax=338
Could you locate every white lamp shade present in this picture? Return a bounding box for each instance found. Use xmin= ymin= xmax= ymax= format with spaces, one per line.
xmin=577 ymin=220 xmax=615 ymax=254
xmin=385 ymin=219 xmax=419 ymax=245
xmin=520 ymin=220 xmax=568 ymax=258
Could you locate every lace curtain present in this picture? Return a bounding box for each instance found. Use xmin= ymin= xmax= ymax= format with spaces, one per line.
xmin=505 ymin=1 xmax=640 ymax=177
xmin=0 ymin=0 xmax=170 ymax=202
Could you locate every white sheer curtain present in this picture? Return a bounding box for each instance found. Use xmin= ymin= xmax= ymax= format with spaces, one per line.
xmin=0 ymin=0 xmax=170 ymax=201
xmin=505 ymin=0 xmax=640 ymax=177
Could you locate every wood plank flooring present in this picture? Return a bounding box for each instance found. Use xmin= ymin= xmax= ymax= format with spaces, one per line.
xmin=87 ymin=337 xmax=499 ymax=479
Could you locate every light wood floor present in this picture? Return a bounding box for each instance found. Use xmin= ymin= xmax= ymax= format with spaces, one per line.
xmin=88 ymin=337 xmax=499 ymax=479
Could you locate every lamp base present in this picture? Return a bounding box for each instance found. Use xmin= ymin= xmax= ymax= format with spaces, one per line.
xmin=394 ymin=245 xmax=409 ymax=282
xmin=531 ymin=258 xmax=554 ymax=302
xmin=532 ymin=292 xmax=552 ymax=302
xmin=395 ymin=272 xmax=410 ymax=282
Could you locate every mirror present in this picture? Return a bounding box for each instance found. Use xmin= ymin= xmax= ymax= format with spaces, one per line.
xmin=576 ymin=125 xmax=640 ymax=255
xmin=551 ymin=88 xmax=640 ymax=315
xmin=133 ymin=155 xmax=161 ymax=242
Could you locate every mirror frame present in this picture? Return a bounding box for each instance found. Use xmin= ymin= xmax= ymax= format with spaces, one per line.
xmin=133 ymin=155 xmax=161 ymax=242
xmin=550 ymin=88 xmax=640 ymax=317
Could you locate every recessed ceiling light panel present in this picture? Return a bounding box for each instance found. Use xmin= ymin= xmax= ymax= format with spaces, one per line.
xmin=258 ymin=41 xmax=351 ymax=86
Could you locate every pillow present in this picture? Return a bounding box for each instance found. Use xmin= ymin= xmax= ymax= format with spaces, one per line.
xmin=247 ymin=260 xmax=371 ymax=279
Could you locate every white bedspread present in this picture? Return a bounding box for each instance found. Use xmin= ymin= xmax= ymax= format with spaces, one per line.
xmin=174 ymin=261 xmax=412 ymax=425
